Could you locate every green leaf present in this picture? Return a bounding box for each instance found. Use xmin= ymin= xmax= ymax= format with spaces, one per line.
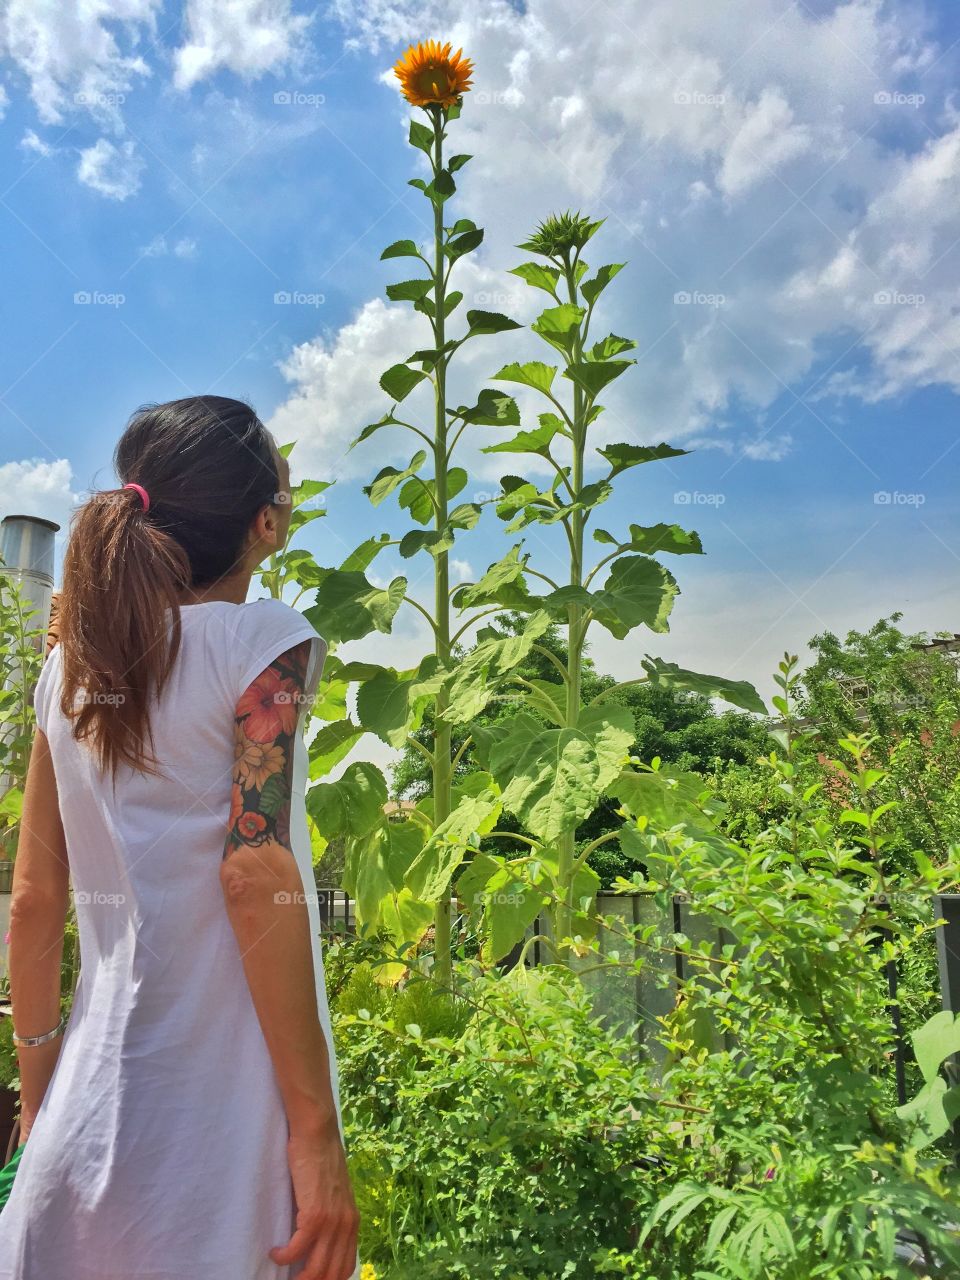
xmin=581 ymin=262 xmax=625 ymax=306
xmin=913 ymin=1010 xmax=960 ymax=1084
xmin=381 ymin=239 xmax=421 ymax=261
xmin=355 ymin=658 xmax=438 ymax=749
xmin=409 ymin=120 xmax=434 ymax=153
xmin=481 ymin=415 xmax=563 ymax=457
xmin=598 ymin=441 xmax=690 ymax=475
xmin=344 ymin=820 xmax=423 ymax=928
xmin=399 ymin=468 xmax=466 ymax=525
xmin=443 ymin=610 xmax=552 ymax=722
xmin=493 ymin=360 xmax=557 ymax=395
xmin=563 ymin=359 xmax=633 ymax=397
xmin=447 ymin=153 xmax=471 ymax=172
xmin=0 ymin=788 xmax=23 ymax=819
xmin=545 ymin=556 xmax=679 ymax=639
xmin=307 ymin=760 xmax=387 ymax=841
xmin=307 ymin=719 xmax=363 ymax=779
xmin=365 ymin=451 xmax=427 ymax=506
xmin=593 ymin=522 xmax=703 ymax=556
xmin=896 ymin=1075 xmax=956 ymax=1149
xmin=452 ymin=545 xmax=532 ymax=612
xmin=474 ymin=706 xmax=634 ymax=844
xmin=379 ymin=364 xmax=428 ymax=402
xmin=509 ymin=261 xmax=561 ymax=296
xmin=378 ymin=886 xmax=433 ymax=958
xmin=444 ymin=228 xmax=483 ymax=260
xmin=456 ymin=852 xmax=501 ymax=915
xmin=481 ymin=859 xmax=549 ymax=964
xmin=398 ymin=504 xmax=479 ymax=560
xmin=304 ymin=571 xmax=406 ymax=644
xmin=441 ymin=290 xmax=462 ymax=319
xmin=386 ymin=278 xmax=434 ymax=303
xmin=464 ymin=310 xmax=522 ymax=337
xmin=640 ymin=657 xmax=767 ymax=715
xmin=406 ymin=786 xmax=502 ymax=902
xmin=339 ymin=532 xmax=392 ymax=573
xmin=589 ymin=333 xmax=637 ymax=361
xmin=351 ymin=411 xmax=404 ymax=449
xmin=450 ymin=388 xmax=521 ymax=427
xmin=531 ymin=303 xmax=585 ymax=355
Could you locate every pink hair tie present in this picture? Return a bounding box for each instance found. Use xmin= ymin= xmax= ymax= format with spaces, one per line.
xmin=123 ymin=482 xmax=150 ymax=513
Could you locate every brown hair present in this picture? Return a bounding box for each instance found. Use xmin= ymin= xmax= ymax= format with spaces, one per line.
xmin=58 ymin=396 xmax=281 ymax=779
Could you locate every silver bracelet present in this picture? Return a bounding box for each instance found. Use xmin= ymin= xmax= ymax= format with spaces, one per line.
xmin=12 ymin=1016 xmax=66 ymax=1048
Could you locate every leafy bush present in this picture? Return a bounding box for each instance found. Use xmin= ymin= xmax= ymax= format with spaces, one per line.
xmin=334 ymin=962 xmax=657 ymax=1278
xmin=333 ymin=701 xmax=960 ymax=1277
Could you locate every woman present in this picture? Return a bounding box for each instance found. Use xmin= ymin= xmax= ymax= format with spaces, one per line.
xmin=0 ymin=396 xmax=360 ymax=1280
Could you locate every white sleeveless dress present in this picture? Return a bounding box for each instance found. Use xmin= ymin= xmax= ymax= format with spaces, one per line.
xmin=0 ymin=598 xmax=357 ymax=1280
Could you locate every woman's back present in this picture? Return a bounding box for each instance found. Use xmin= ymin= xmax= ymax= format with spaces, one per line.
xmin=0 ymin=597 xmax=343 ymax=1280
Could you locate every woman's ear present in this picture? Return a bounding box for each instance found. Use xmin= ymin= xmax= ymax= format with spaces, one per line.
xmin=247 ymin=502 xmax=284 ymax=558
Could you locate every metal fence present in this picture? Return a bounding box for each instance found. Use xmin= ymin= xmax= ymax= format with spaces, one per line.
xmin=317 ymin=887 xmax=960 ymax=1099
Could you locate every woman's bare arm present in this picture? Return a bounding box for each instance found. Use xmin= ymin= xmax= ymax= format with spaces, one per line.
xmin=220 ymin=640 xmax=358 ymax=1280
xmin=9 ymin=726 xmax=71 ymax=1141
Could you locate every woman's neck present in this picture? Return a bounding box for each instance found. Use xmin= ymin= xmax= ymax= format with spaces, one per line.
xmin=178 ymin=575 xmax=252 ymax=606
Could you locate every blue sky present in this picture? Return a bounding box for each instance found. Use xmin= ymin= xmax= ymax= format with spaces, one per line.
xmin=2 ymin=0 xmax=960 ymax=713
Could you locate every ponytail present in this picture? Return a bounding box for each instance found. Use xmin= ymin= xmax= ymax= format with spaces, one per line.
xmin=59 ymin=486 xmax=190 ymax=779
xmin=56 ymin=396 xmax=281 ymax=781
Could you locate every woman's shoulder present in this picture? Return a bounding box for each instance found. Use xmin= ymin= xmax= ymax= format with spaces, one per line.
xmin=237 ymin=596 xmax=318 ymax=629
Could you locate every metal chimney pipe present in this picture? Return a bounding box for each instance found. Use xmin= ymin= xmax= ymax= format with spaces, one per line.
xmin=0 ymin=514 xmax=59 ymax=640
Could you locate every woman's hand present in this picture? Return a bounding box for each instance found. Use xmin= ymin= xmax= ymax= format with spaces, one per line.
xmin=269 ymin=1120 xmax=360 ymax=1280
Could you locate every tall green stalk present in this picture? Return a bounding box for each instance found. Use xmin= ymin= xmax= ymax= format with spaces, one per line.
xmin=429 ymin=103 xmax=454 ymax=983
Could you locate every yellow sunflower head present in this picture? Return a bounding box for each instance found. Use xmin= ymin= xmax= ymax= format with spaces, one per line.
xmin=393 ymin=40 xmax=474 ymax=109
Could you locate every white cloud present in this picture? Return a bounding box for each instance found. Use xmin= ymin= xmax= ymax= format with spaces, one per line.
xmin=309 ymin=0 xmax=960 ymax=461
xmin=0 ymin=458 xmax=77 ymax=529
xmin=0 ymin=0 xmax=159 ymax=126
xmin=76 ymin=137 xmax=145 ymax=200
xmin=741 ymin=434 xmax=793 ymax=462
xmin=269 ymin=257 xmax=539 ymax=484
xmin=140 ymin=233 xmax=199 ymax=259
xmin=19 ymin=128 xmax=54 ymax=157
xmin=174 ymin=0 xmax=312 ymax=91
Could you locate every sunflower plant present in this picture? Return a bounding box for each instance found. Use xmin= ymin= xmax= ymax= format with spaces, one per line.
xmin=299 ymin=49 xmax=768 ymax=975
xmin=300 ymin=40 xmax=529 ymax=984
xmin=436 ymin=211 xmax=767 ymax=961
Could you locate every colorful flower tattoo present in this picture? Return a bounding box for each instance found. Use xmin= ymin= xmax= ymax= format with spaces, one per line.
xmin=224 ymin=639 xmax=311 ymax=858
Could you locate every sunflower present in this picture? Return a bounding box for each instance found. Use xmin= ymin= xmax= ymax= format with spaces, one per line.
xmin=393 ymin=40 xmax=474 ymax=108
